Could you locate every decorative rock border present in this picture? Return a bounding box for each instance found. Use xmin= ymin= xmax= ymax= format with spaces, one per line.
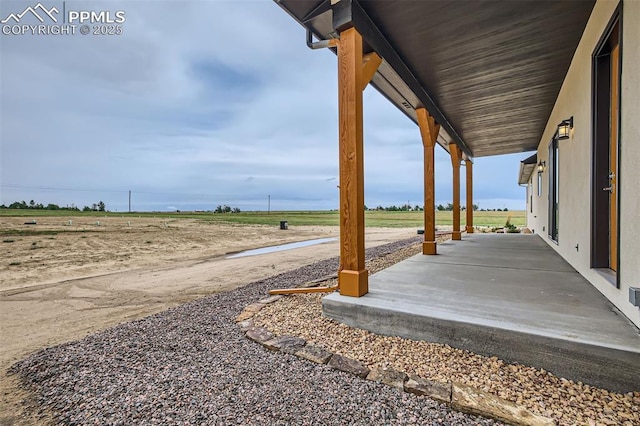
xmin=236 ymin=297 xmax=556 ymax=426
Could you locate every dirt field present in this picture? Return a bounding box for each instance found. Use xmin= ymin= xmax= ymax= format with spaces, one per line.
xmin=0 ymin=215 xmax=415 ymax=424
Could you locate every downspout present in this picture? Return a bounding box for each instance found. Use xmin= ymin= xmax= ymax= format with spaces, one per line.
xmin=306 ymin=29 xmax=338 ymax=49
xmin=268 ymin=29 xmax=341 ymax=296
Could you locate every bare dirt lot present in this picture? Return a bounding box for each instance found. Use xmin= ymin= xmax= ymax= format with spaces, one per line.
xmin=0 ymin=215 xmax=415 ymax=424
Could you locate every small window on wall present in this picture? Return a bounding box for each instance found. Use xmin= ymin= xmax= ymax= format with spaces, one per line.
xmin=530 ymin=180 xmax=533 ymax=213
xmin=537 ymin=171 xmax=542 ymax=197
xmin=548 ymin=137 xmax=559 ymax=242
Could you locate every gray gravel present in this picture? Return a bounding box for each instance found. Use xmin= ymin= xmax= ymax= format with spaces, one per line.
xmin=11 ymin=237 xmax=501 ymax=425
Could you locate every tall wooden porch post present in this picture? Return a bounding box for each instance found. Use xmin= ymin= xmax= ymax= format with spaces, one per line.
xmin=417 ymin=108 xmax=440 ymax=255
xmin=336 ymin=27 xmax=380 ymax=297
xmin=465 ymin=159 xmax=474 ymax=233
xmin=450 ymin=144 xmax=462 ymax=240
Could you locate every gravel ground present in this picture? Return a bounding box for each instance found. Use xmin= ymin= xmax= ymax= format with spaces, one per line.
xmin=10 ymin=237 xmax=502 ymax=425
xmin=253 ymin=241 xmax=640 ymax=426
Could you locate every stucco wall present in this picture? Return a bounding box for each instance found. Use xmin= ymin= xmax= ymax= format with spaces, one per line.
xmin=619 ymin=0 xmax=640 ymax=327
xmin=528 ymin=0 xmax=639 ymax=327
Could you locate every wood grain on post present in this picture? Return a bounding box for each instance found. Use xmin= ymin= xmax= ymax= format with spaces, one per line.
xmin=417 ymin=108 xmax=439 ymax=255
xmin=466 ymin=160 xmax=474 ymax=233
xmin=337 ymin=27 xmax=368 ymax=296
xmin=450 ymin=144 xmax=462 ymax=240
xmin=361 ymin=52 xmax=382 ymax=91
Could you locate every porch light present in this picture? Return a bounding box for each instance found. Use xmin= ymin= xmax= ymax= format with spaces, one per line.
xmin=537 ymin=161 xmax=546 ymax=174
xmin=558 ymin=116 xmax=573 ymax=140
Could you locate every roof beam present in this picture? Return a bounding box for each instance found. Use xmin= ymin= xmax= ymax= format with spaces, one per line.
xmin=331 ymin=0 xmax=473 ymax=158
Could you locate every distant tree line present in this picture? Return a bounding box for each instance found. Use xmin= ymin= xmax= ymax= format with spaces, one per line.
xmin=214 ymin=205 xmax=241 ymax=213
xmin=478 ymin=207 xmax=509 ymax=212
xmin=435 ymin=203 xmax=507 ymax=211
xmin=363 ymin=203 xmax=508 ymax=212
xmin=0 ymin=200 xmax=106 ymax=212
xmin=436 ymin=203 xmax=480 ymax=211
xmin=365 ymin=204 xmax=422 ymax=212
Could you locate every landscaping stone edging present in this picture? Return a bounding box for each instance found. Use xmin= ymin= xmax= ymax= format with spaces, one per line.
xmin=236 ymin=297 xmax=556 ymax=426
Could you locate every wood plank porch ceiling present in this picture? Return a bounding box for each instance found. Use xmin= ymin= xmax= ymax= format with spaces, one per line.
xmin=275 ymin=0 xmax=596 ymax=158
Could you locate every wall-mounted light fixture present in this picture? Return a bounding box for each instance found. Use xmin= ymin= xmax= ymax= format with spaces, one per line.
xmin=558 ymin=116 xmax=573 ymax=140
xmin=537 ymin=160 xmax=546 ymax=174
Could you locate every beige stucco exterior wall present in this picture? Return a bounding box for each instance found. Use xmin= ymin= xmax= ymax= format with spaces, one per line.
xmin=527 ymin=0 xmax=640 ymax=328
xmin=619 ymin=0 xmax=640 ymax=327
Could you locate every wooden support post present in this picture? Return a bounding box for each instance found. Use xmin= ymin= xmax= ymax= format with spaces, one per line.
xmin=337 ymin=27 xmax=368 ymax=297
xmin=272 ymin=48 xmax=379 ymax=299
xmin=417 ymin=108 xmax=440 ymax=255
xmin=465 ymin=160 xmax=474 ymax=233
xmin=450 ymin=144 xmax=462 ymax=240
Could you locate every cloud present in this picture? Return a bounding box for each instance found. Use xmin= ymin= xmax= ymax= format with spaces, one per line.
xmin=0 ymin=0 xmax=527 ymax=212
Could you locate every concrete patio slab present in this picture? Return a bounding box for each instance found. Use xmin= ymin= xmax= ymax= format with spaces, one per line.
xmin=323 ymin=234 xmax=640 ymax=392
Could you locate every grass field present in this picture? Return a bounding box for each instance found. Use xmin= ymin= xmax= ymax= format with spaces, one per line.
xmin=0 ymin=209 xmax=525 ymax=228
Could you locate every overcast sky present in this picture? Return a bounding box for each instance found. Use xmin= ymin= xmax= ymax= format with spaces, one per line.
xmin=0 ymin=0 xmax=528 ymax=212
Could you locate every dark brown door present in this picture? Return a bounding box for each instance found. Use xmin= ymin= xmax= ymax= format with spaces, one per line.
xmin=608 ymin=43 xmax=619 ymax=271
xmin=592 ymin=16 xmax=620 ymax=278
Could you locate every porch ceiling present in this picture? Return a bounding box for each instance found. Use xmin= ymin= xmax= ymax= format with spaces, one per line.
xmin=275 ymin=0 xmax=596 ymax=158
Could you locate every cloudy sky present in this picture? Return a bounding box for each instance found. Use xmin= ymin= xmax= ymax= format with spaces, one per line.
xmin=0 ymin=0 xmax=528 ymax=212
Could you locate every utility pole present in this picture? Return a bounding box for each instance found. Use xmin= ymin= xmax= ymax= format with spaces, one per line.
xmin=268 ymin=194 xmax=271 ymax=215
xmin=128 ymin=190 xmax=131 ymax=213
